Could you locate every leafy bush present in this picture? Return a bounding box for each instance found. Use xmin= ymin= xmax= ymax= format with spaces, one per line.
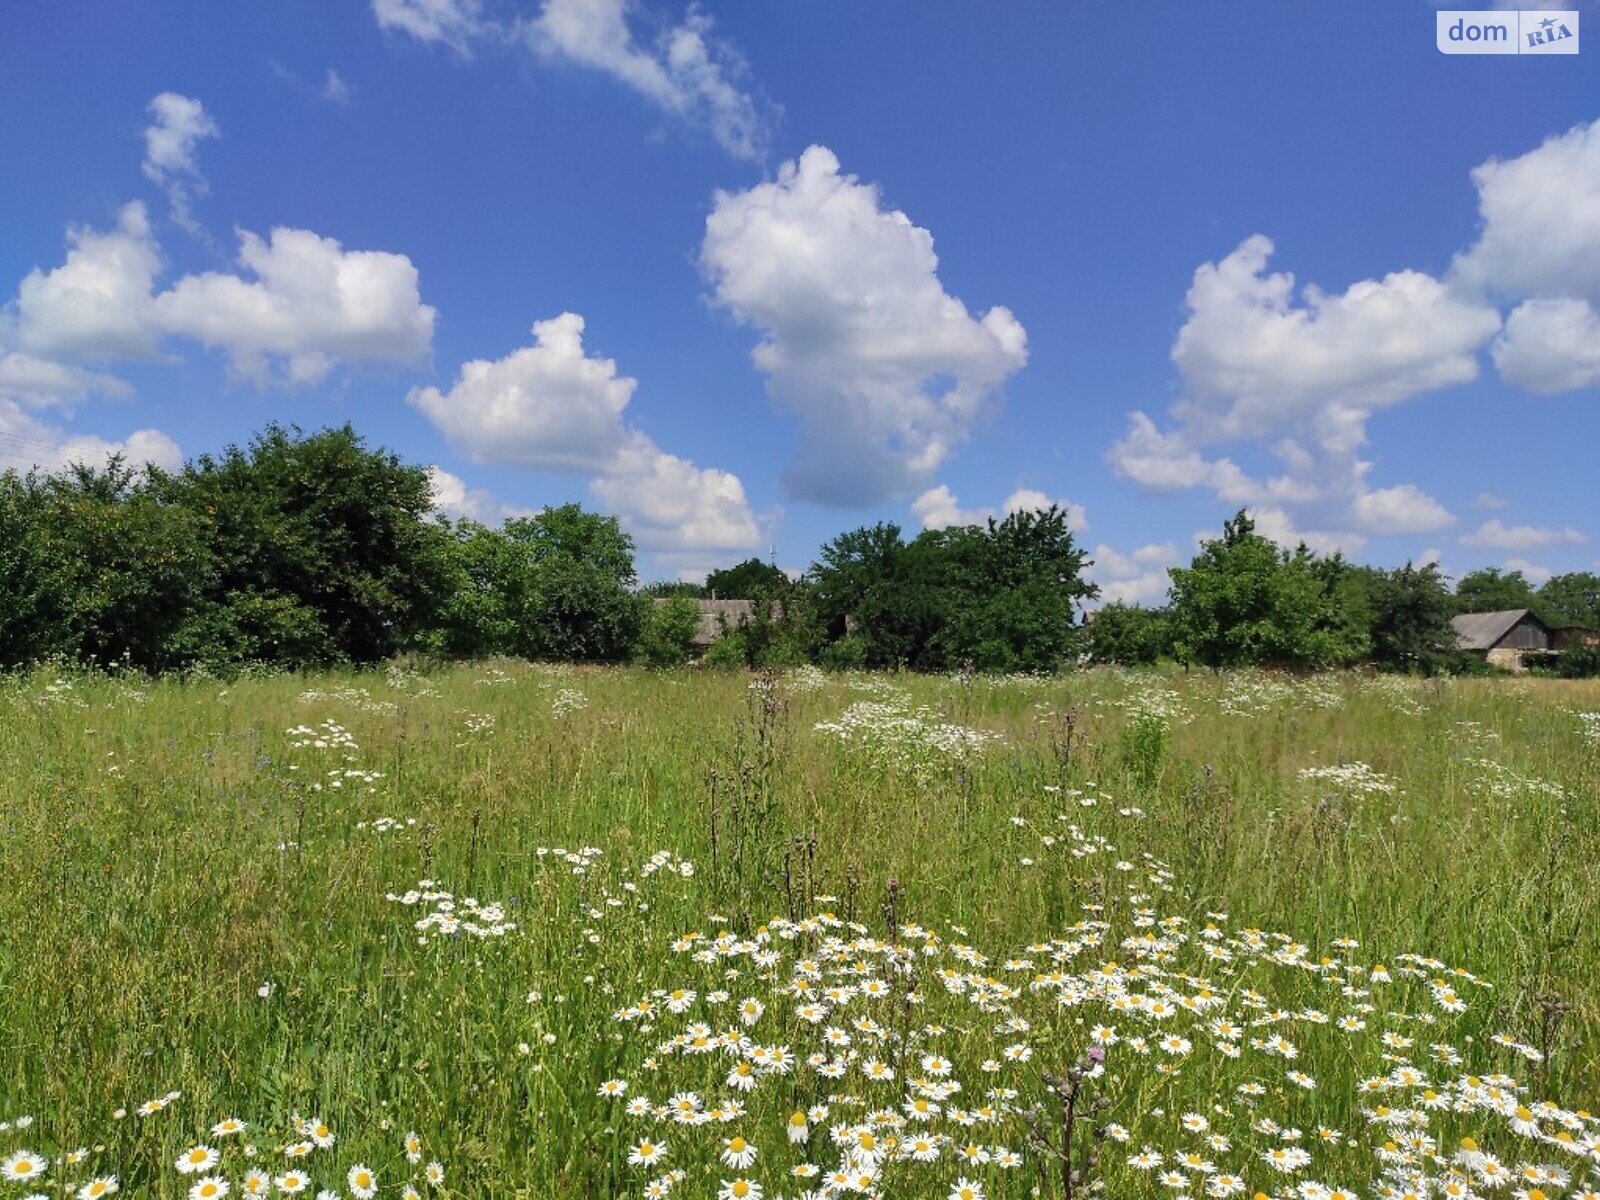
xmin=635 ymin=595 xmax=701 ymax=668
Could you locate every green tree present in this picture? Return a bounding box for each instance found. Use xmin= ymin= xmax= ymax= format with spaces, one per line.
xmin=24 ymin=460 xmax=213 ymax=672
xmin=1453 ymin=567 xmax=1538 ymax=614
xmin=1365 ymin=562 xmax=1455 ymax=674
xmin=153 ymin=424 xmax=448 ymax=666
xmin=809 ymin=507 xmax=1096 ymax=672
xmin=502 ymin=505 xmax=640 ymax=662
xmin=635 ymin=595 xmax=702 ymax=668
xmin=1535 ymin=572 xmax=1600 ymax=629
xmin=1087 ymin=603 xmax=1172 ymax=665
xmin=1168 ymin=512 xmax=1366 ymax=670
xmin=704 ymin=557 xmax=787 ymax=599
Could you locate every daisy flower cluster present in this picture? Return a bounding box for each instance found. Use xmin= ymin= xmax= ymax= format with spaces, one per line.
xmin=574 ymin=809 xmax=1598 ymax=1200
xmin=551 ymin=689 xmax=589 ymax=718
xmin=0 ymin=1098 xmax=444 ymax=1200
xmin=284 ymin=721 xmax=360 ymax=754
xmin=813 ymin=702 xmax=1000 ymax=778
xmin=388 ymin=881 xmax=519 ymax=942
xmin=1297 ymin=763 xmax=1400 ymax=798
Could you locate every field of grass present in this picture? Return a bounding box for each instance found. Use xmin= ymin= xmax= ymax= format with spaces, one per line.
xmin=2 ymin=663 xmax=1598 ymax=1200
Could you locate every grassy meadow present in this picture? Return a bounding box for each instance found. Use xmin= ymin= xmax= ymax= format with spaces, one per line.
xmin=2 ymin=663 xmax=1598 ymax=1199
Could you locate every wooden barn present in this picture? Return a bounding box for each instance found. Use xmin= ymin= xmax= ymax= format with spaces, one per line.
xmin=1450 ymin=608 xmax=1556 ymax=671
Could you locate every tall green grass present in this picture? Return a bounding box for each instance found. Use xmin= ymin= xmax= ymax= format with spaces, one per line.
xmin=1 ymin=664 xmax=1596 ymax=1196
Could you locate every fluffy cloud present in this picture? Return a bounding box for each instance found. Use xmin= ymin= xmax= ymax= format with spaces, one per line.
xmin=911 ymin=484 xmax=1086 ymax=534
xmin=1454 ymin=118 xmax=1600 ymax=306
xmin=1460 ymin=519 xmax=1585 ymax=550
xmin=1453 ymin=118 xmax=1600 ymax=395
xmin=1475 ymin=491 xmax=1507 ymax=509
xmin=412 ymin=315 xmax=762 ymax=555
xmin=8 ymin=204 xmax=436 ymax=386
xmin=1089 ymin=541 xmax=1178 ymax=606
xmin=141 ymin=93 xmax=219 ymax=232
xmin=703 ymin=146 xmax=1027 ymax=506
xmin=525 ymin=0 xmax=770 ymax=161
xmin=591 ymin=431 xmax=762 ymax=553
xmin=0 ymin=398 xmax=180 ymax=477
xmin=1107 ymin=236 xmax=1490 ymax=537
xmin=0 ymin=352 xmax=133 ymax=410
xmin=1171 ymin=235 xmax=1500 ymax=442
xmin=10 ymin=202 xmax=165 ymax=362
xmin=372 ymin=0 xmax=484 ymax=56
xmin=425 ymin=465 xmax=535 ymax=524
xmin=1493 ymin=298 xmax=1600 ymax=394
xmin=1246 ymin=507 xmax=1367 ymax=557
xmin=409 ymin=313 xmax=632 ymax=471
xmin=155 ymin=226 xmax=436 ymax=384
xmin=1351 ymin=483 xmax=1454 ymax=535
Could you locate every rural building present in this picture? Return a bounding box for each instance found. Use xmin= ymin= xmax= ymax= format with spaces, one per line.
xmin=1450 ymin=608 xmax=1556 ymax=671
xmin=651 ymin=597 xmax=758 ymax=649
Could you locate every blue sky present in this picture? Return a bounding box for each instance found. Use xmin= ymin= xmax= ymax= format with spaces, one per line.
xmin=1 ymin=1 xmax=1596 ymax=594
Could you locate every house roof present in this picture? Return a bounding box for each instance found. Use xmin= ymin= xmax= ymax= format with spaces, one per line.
xmin=1450 ymin=609 xmax=1538 ymax=651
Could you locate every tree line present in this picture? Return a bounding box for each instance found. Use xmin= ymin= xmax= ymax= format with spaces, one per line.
xmin=3 ymin=425 xmax=1595 ymax=676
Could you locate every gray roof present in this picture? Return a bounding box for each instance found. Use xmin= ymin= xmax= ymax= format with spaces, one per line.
xmin=1450 ymin=609 xmax=1535 ymax=651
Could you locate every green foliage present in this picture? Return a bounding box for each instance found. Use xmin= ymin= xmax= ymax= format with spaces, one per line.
xmin=1454 ymin=566 xmax=1539 ymax=614
xmin=4 ymin=461 xmax=213 ymax=672
xmin=1536 ymin=572 xmax=1600 ymax=630
xmin=704 ymin=557 xmax=787 ymax=599
xmin=700 ymin=626 xmax=750 ymax=669
xmin=151 ymin=423 xmax=449 ymax=667
xmin=1087 ymin=602 xmax=1171 ymax=665
xmin=1527 ymin=643 xmax=1600 ymax=678
xmin=1168 ymin=512 xmax=1368 ymax=671
xmin=635 ymin=595 xmax=701 ymax=668
xmin=1365 ymin=561 xmax=1456 ymax=674
xmin=809 ymin=507 xmax=1096 ymax=672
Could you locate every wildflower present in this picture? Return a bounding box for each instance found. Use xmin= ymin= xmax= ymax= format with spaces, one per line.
xmin=176 ymin=1146 xmax=220 ymax=1175
xmin=405 ymin=1130 xmax=423 ymax=1163
xmin=211 ymin=1117 xmax=246 ymax=1137
xmin=1 ymin=1152 xmax=46 ymax=1183
xmin=77 ymin=1178 xmax=119 ymax=1200
xmin=274 ymin=1171 xmax=310 ymax=1195
xmin=720 ymin=1136 xmax=757 ymax=1170
xmin=188 ymin=1180 xmax=229 ymax=1200
xmin=241 ymin=1171 xmax=271 ymax=1197
xmin=717 ymin=1179 xmax=761 ymax=1200
xmin=347 ymin=1163 xmax=378 ymax=1199
xmin=629 ymin=1140 xmax=668 ymax=1167
xmin=788 ymin=1111 xmax=810 ymax=1144
xmin=949 ymin=1178 xmax=985 ymax=1200
xmin=424 ymin=1161 xmax=445 ymax=1187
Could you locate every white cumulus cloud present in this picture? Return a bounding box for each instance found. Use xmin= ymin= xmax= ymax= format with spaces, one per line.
xmin=411 ymin=315 xmax=762 ymax=556
xmin=1107 ymin=235 xmax=1491 ymax=539
xmin=1493 ymin=298 xmax=1600 ymax=394
xmin=0 ymin=398 xmax=181 ymax=477
xmin=703 ymin=145 xmax=1027 ymax=507
xmin=141 ymin=93 xmax=220 ymax=233
xmin=408 ymin=313 xmax=633 ymax=471
xmin=7 ymin=203 xmax=436 ymax=388
xmin=1089 ymin=541 xmax=1178 ymax=606
xmin=1460 ymin=519 xmax=1585 ymax=550
xmin=425 ymin=465 xmax=535 ymax=524
xmin=911 ymin=484 xmax=1086 ymax=534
